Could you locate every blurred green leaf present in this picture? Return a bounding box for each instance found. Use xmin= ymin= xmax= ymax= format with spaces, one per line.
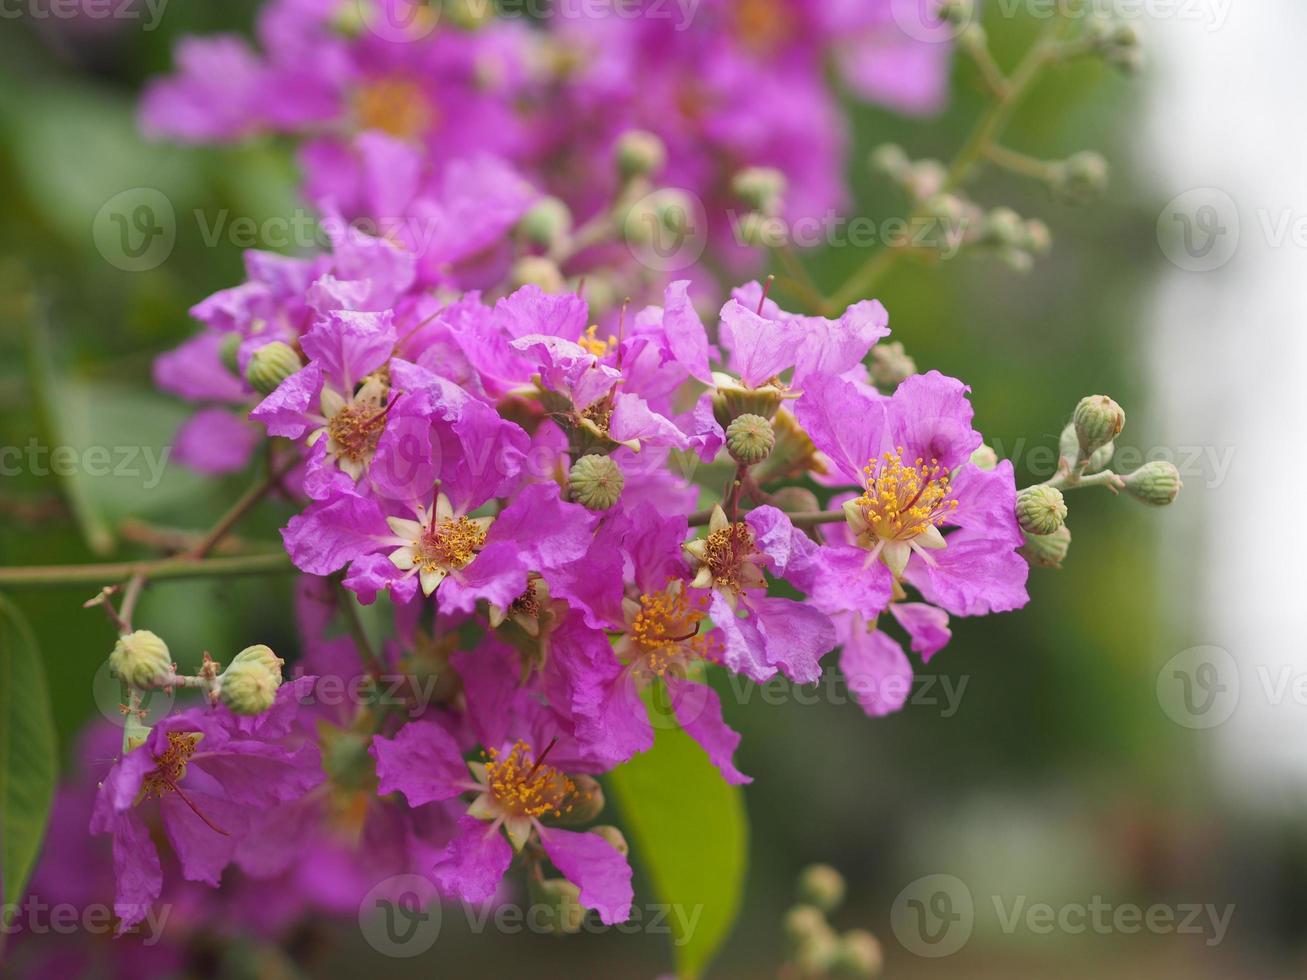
xmin=608 ymin=699 xmax=748 ymax=980
xmin=0 ymin=595 xmax=58 ymax=917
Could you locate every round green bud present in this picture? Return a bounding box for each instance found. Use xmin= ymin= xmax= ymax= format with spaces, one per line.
xmin=219 ymin=333 xmax=242 ymax=377
xmin=869 ymin=341 xmax=917 ymax=391
xmin=796 ymin=864 xmax=845 ymax=913
xmin=735 ymin=211 xmax=787 ymax=249
xmin=783 ymin=904 xmax=831 ymax=950
xmin=1053 ymin=151 xmax=1110 ymax=205
xmin=869 ymin=143 xmax=909 ymax=180
xmin=517 ymin=196 xmax=573 ymax=248
xmin=510 ymin=255 xmax=566 ymax=293
xmin=1020 ymin=524 xmax=1071 ymax=570
xmin=1024 ymin=218 xmax=1052 ymax=255
xmin=230 ymin=643 xmax=285 ymax=682
xmin=591 ymin=825 xmax=629 ymax=858
xmin=970 ymin=444 xmax=998 ymax=471
xmin=109 ymin=629 xmax=172 ymax=688
xmin=905 ymin=159 xmax=947 ymax=200
xmin=622 ymin=189 xmax=694 ymax=246
xmin=985 ymin=206 xmax=1026 ymax=248
xmin=1073 ymin=394 xmax=1126 ymax=458
xmin=246 ymin=341 xmax=302 ymax=397
xmin=1123 ymin=460 xmax=1182 ymax=506
xmin=726 ymin=414 xmax=776 ymax=465
xmin=219 ymin=648 xmax=283 ymax=716
xmin=1086 ymin=440 xmax=1116 ymax=473
xmin=569 ymin=454 xmax=624 ymax=510
xmin=528 ymin=876 xmax=586 ymax=935
xmin=1016 ymin=485 xmax=1067 ymax=535
xmin=731 ymin=166 xmax=787 ymax=214
xmin=616 ymin=129 xmax=667 ymax=179
xmin=832 ymin=929 xmax=883 ymax=979
xmin=769 ymin=486 xmax=820 ymax=514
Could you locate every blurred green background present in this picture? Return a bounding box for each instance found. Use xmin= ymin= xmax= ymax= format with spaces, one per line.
xmin=1 ymin=4 xmax=1300 ymax=978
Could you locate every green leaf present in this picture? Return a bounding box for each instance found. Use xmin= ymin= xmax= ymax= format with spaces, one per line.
xmin=0 ymin=595 xmax=58 ymax=919
xmin=607 ymin=692 xmax=748 ymax=980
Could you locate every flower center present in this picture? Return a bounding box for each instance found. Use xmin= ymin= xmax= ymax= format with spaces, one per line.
xmin=412 ymin=517 xmax=488 ymax=573
xmin=702 ymin=521 xmax=757 ymax=592
xmin=578 ymin=324 xmax=616 ymax=358
xmin=483 ymin=740 xmax=581 ymax=820
xmin=327 ymin=402 xmax=388 ymax=463
xmin=628 ymin=587 xmax=714 ymax=678
xmin=142 ymin=731 xmax=201 ymax=798
xmin=733 ymin=0 xmax=795 ymax=55
xmin=856 ymin=448 xmax=958 ymax=542
xmin=353 ymin=78 xmax=437 ymax=141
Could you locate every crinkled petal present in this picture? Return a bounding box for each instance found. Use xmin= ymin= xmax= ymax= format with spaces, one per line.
xmin=370 ymin=721 xmax=470 ymax=806
xmin=539 ymin=828 xmax=634 ymax=925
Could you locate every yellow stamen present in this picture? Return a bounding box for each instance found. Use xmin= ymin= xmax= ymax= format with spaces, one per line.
xmin=578 ymin=324 xmax=617 ymax=358
xmin=413 ymin=517 xmax=487 ymax=573
xmin=483 ymin=740 xmax=583 ymax=820
xmin=628 ymin=587 xmax=715 ymax=677
xmin=855 ymin=447 xmax=959 ymax=542
xmin=353 ymin=78 xmax=436 ymax=141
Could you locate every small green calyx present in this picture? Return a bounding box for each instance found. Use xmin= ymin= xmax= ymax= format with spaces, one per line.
xmin=568 ymin=454 xmax=624 ymax=510
xmin=109 ymin=629 xmax=172 ymax=688
xmin=528 ymin=876 xmax=586 ymax=935
xmin=616 ymin=129 xmax=666 ymax=179
xmin=1123 ymin=461 xmax=1182 ymax=506
xmin=1016 ymin=484 xmax=1067 ymax=535
xmin=246 ymin=341 xmax=302 ymax=396
xmin=725 ymin=413 xmax=775 ymax=464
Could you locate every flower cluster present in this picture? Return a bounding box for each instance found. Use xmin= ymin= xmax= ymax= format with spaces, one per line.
xmin=5 ymin=0 xmax=1180 ymax=967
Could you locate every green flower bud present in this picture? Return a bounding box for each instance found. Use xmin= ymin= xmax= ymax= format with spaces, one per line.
xmin=1052 ymin=151 xmax=1110 ymax=205
xmin=517 ymin=196 xmax=573 ymax=248
xmin=736 ymin=212 xmax=786 ymax=249
xmin=832 ymin=929 xmax=884 ymax=979
xmin=769 ymin=486 xmax=820 ymax=514
xmin=219 ymin=333 xmax=242 ymax=377
xmin=1020 ymin=524 xmax=1071 ymax=569
xmin=109 ymin=629 xmax=172 ymax=688
xmin=1024 ymin=218 xmax=1052 ymax=255
xmin=1086 ymin=440 xmax=1115 ymax=473
xmin=869 ymin=143 xmax=909 ymax=180
xmin=591 ymin=825 xmax=629 ymax=857
xmin=731 ymin=166 xmax=787 ymax=214
xmin=246 ymin=341 xmax=302 ymax=397
xmin=528 ymin=876 xmax=586 ymax=935
xmin=1016 ymin=485 xmax=1067 ymax=535
xmin=616 ymin=129 xmax=666 ymax=179
xmin=569 ymin=454 xmax=624 ymax=510
xmin=622 ymin=188 xmax=695 ymax=246
xmin=784 ymin=904 xmax=831 ymax=950
xmin=725 ymin=414 xmax=775 ymax=465
xmin=230 ymin=643 xmax=284 ymax=681
xmin=985 ymin=206 xmax=1026 ymax=248
xmin=219 ymin=646 xmax=283 ymax=716
xmin=510 ymin=256 xmax=566 ymax=293
xmin=970 ymin=444 xmax=998 ymax=471
xmin=1073 ymin=394 xmax=1125 ymax=458
xmin=796 ymin=864 xmax=845 ymax=913
xmin=869 ymin=341 xmax=917 ymax=391
xmin=1123 ymin=460 xmax=1182 ymax=506
xmin=785 ymin=904 xmax=838 ymax=973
